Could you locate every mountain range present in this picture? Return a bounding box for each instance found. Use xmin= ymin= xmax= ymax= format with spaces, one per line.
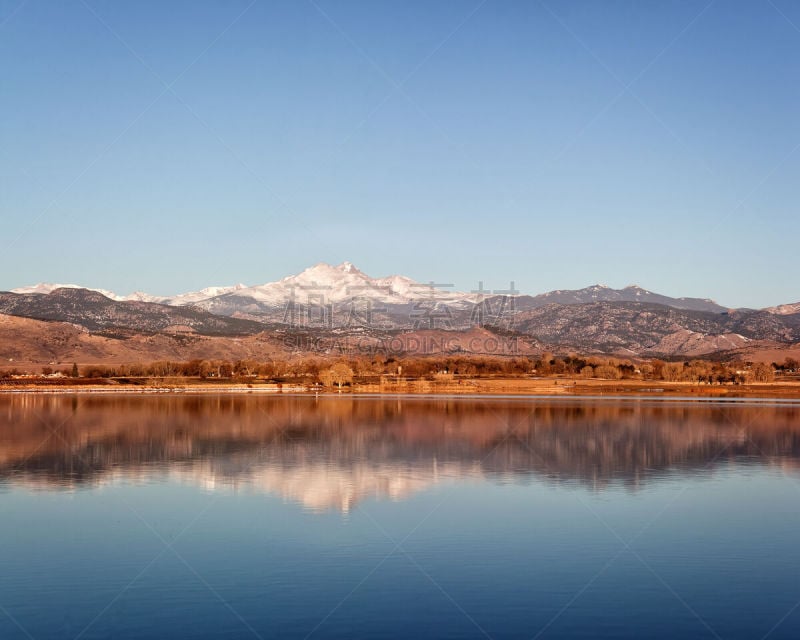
xmin=11 ymin=261 xmax=731 ymax=313
xmin=2 ymin=262 xmax=799 ymax=363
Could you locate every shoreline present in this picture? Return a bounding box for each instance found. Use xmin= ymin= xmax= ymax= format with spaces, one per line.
xmin=2 ymin=390 xmax=800 ymax=406
xmin=2 ymin=377 xmax=800 ymax=399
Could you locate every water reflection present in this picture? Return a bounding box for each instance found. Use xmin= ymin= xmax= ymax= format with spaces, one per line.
xmin=1 ymin=394 xmax=799 ymax=511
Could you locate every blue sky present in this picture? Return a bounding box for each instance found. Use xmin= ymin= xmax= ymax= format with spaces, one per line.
xmin=1 ymin=0 xmax=798 ymax=308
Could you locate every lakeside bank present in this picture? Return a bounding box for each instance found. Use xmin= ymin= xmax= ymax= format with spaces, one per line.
xmin=2 ymin=377 xmax=800 ymax=398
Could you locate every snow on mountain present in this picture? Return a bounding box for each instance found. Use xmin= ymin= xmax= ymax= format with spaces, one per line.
xmin=765 ymin=302 xmax=800 ymax=315
xmin=164 ymin=284 xmax=249 ymax=306
xmin=8 ymin=265 xmax=766 ymax=319
xmin=219 ymin=262 xmax=467 ymax=307
xmin=123 ymin=291 xmax=166 ymax=303
xmin=11 ymin=283 xmax=124 ymax=300
xmin=7 ymin=266 xmax=799 ymax=355
xmin=10 ymin=283 xmax=251 ymax=306
xmin=10 ymin=265 xmax=499 ymax=313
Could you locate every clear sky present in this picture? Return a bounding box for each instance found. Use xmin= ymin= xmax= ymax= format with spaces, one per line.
xmin=1 ymin=0 xmax=798 ymax=308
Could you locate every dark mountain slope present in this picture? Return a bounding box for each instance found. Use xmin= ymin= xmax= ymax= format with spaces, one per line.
xmin=511 ymin=302 xmax=796 ymax=353
xmin=506 ymin=285 xmax=728 ymax=313
xmin=0 ymin=288 xmax=267 ymax=336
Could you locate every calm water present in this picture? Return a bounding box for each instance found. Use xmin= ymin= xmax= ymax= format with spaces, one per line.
xmin=1 ymin=394 xmax=799 ymax=639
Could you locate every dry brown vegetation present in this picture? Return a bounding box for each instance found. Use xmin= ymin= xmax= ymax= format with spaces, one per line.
xmin=2 ymin=353 xmax=798 ymax=397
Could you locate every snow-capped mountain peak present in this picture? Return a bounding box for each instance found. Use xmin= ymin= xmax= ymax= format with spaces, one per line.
xmin=166 ymin=284 xmax=249 ymax=306
xmin=624 ymin=285 xmax=652 ymax=296
xmin=765 ymin=301 xmax=800 ymax=315
xmin=184 ymin=262 xmax=472 ymax=315
xmin=282 ymin=261 xmax=366 ymax=284
xmin=124 ymin=291 xmax=163 ymax=303
xmin=244 ymin=262 xmax=425 ymax=305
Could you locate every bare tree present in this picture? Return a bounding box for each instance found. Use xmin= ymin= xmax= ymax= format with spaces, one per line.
xmin=751 ymin=362 xmax=774 ymax=383
xmin=321 ymin=363 xmax=354 ymax=390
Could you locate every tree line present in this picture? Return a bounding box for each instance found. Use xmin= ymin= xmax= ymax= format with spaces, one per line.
xmin=6 ymin=354 xmax=793 ymax=385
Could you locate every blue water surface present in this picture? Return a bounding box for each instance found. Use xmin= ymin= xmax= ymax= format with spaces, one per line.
xmin=1 ymin=394 xmax=798 ymax=639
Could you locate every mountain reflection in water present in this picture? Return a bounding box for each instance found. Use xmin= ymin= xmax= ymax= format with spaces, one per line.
xmin=1 ymin=394 xmax=799 ymax=511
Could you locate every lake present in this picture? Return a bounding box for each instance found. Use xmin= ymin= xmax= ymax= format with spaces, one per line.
xmin=1 ymin=394 xmax=799 ymax=639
